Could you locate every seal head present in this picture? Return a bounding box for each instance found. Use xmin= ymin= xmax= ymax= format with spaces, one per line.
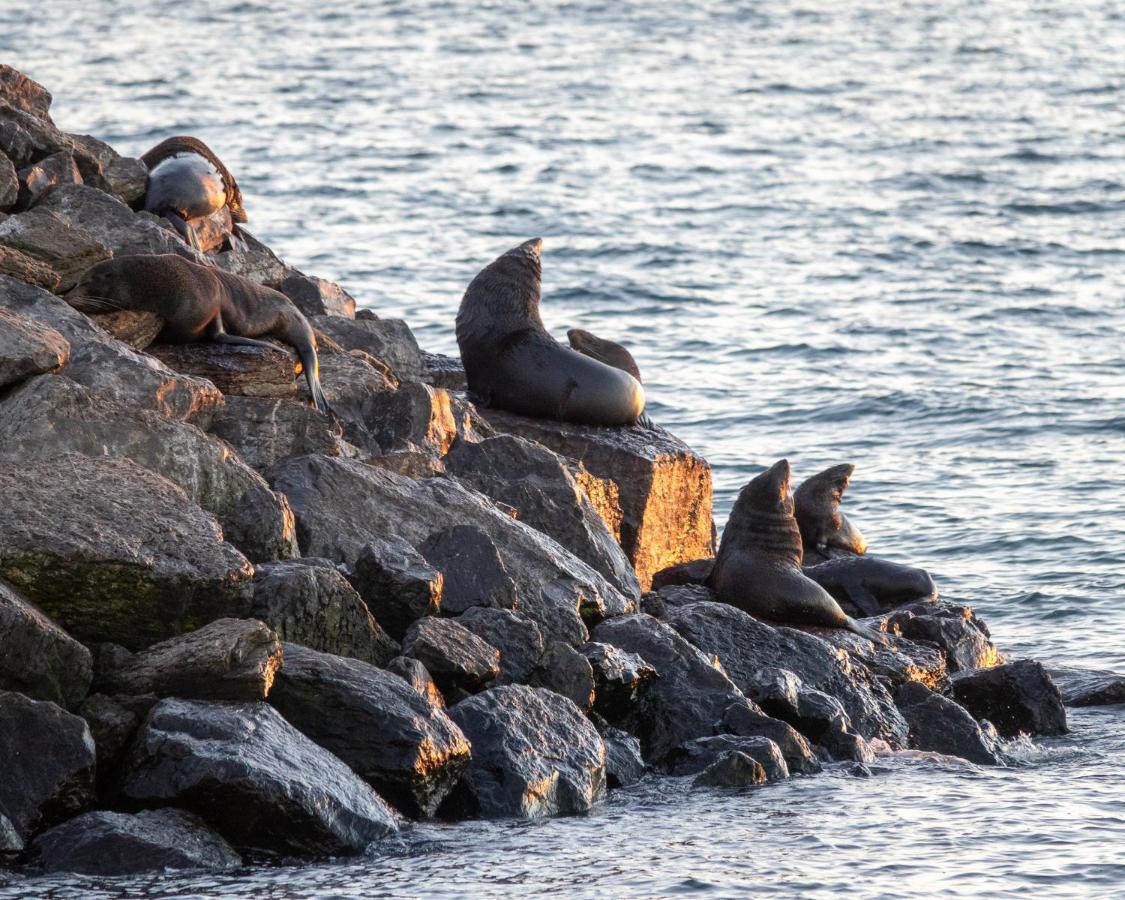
xmin=794 ymin=463 xmax=867 ymax=557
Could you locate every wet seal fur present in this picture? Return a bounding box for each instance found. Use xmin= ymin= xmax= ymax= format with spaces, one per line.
xmin=67 ymin=254 xmax=329 ymax=413
xmin=456 ymin=239 xmax=645 ymax=426
xmin=707 ymin=459 xmax=887 ymax=644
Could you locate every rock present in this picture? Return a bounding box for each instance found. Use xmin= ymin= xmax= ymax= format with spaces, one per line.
xmin=0 ymin=154 xmax=15 ymax=210
xmin=887 ymin=601 xmax=1001 ymax=673
xmin=812 ymin=625 xmax=948 ymax=691
xmin=531 ymin=641 xmax=596 ymax=711
xmin=0 ymin=103 xmax=68 ymax=169
xmin=0 ymin=691 xmax=96 ymax=840
xmin=88 ymin=309 xmax=163 ymax=350
xmin=313 ymin=315 xmax=425 ymax=381
xmin=269 ymin=643 xmax=471 ymax=818
xmin=0 ymin=376 xmax=297 ymax=563
xmin=270 ymin=455 xmax=631 ymax=644
xmin=422 ymin=351 xmax=466 ymax=390
xmin=276 ymin=269 xmax=356 ymax=318
xmin=0 ymin=242 xmax=60 ymax=289
xmin=386 ymin=655 xmax=445 ymax=709
xmin=0 ymin=275 xmax=223 ymax=423
xmin=367 ymin=448 xmax=446 ymax=479
xmin=0 ymin=454 xmax=253 ymax=649
xmin=456 ymin=607 xmax=545 ymax=685
xmin=716 ymin=702 xmax=822 ymax=775
xmin=301 ymin=346 xmax=397 ymax=449
xmin=447 ymin=685 xmax=605 ymax=818
xmin=579 ymin=641 xmax=656 ymax=721
xmin=417 ymin=524 xmax=517 ymax=615
xmin=120 ymin=698 xmax=399 ymax=856
xmin=64 ymin=133 xmax=147 ymax=203
xmin=148 ymin=342 xmax=300 ymax=399
xmin=478 ymin=411 xmax=714 ymax=591
xmin=251 ymin=559 xmax=399 ymax=666
xmin=1051 ymin=668 xmax=1125 ymax=707
xmin=651 ymin=557 xmax=714 ymax=590
xmin=349 ymin=537 xmax=443 ymax=641
xmin=77 ymin=694 xmax=140 ymax=792
xmin=99 ymin=618 xmax=281 ymax=702
xmin=0 ymin=812 xmax=21 ymax=856
xmin=670 ymin=734 xmax=789 ymax=781
xmin=0 ymin=579 xmax=92 ymax=708
xmin=214 ymin=228 xmax=288 ymax=284
xmin=29 ymin=808 xmax=241 ymax=875
xmin=951 ymin=660 xmax=1067 ymax=738
xmin=0 ymin=308 xmax=68 ymax=388
xmin=693 ymin=751 xmax=767 ymax=789
xmin=15 ymin=150 xmax=81 ymax=210
xmin=209 ymin=396 xmax=354 ymax=471
xmin=365 ymin=381 xmax=458 ymax=454
xmin=187 ymin=207 xmax=234 ymax=254
xmin=0 ymin=66 xmax=53 ymax=119
xmin=402 ymin=617 xmax=500 ymax=700
xmin=0 ymin=206 xmax=110 ymax=290
xmin=601 ymin=726 xmax=646 ymax=788
xmin=894 ymin=682 xmax=1006 ymax=765
xmin=444 ymin=435 xmax=642 ymax=599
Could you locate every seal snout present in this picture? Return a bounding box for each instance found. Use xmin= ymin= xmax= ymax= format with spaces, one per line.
xmin=521 ymin=237 xmax=544 ymax=256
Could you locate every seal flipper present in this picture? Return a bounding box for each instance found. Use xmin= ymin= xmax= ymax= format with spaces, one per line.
xmin=845 ymin=617 xmax=890 ymax=647
xmin=840 ymin=581 xmax=881 ymax=617
xmin=159 ymin=209 xmax=203 ymax=251
xmin=211 ymin=332 xmax=278 ymax=351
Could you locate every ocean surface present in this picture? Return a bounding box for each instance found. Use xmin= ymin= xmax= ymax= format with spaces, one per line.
xmin=2 ymin=0 xmax=1123 ymax=896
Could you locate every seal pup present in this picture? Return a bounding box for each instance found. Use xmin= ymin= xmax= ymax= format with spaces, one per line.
xmin=567 ymin=327 xmax=654 ymax=428
xmin=707 ymin=459 xmax=888 ymax=644
xmin=794 ymin=463 xmax=867 ymax=563
xmin=67 ymin=254 xmax=329 ymax=413
xmin=140 ymin=136 xmax=247 ymax=251
xmin=456 ymin=239 xmax=645 ymax=427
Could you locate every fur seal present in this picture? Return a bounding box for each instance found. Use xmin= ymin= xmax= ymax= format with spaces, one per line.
xmin=140 ymin=136 xmax=247 ymax=250
xmin=707 ymin=459 xmax=887 ymax=644
xmin=567 ymin=327 xmax=654 ymax=428
xmin=456 ymin=239 xmax=645 ymax=426
xmin=67 ymin=254 xmax=329 ymax=413
xmin=794 ymin=463 xmax=867 ymax=563
xmin=802 ymin=556 xmax=937 ymax=617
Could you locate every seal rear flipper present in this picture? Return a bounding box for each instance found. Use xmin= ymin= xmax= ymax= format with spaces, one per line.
xmin=845 ymin=617 xmax=890 ymax=647
xmin=211 ymin=332 xmax=277 ymax=351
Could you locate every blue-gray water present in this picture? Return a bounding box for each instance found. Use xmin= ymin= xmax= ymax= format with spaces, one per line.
xmin=2 ymin=1 xmax=1123 ymax=896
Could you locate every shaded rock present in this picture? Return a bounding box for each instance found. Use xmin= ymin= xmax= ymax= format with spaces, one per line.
xmin=304 ymin=346 xmax=398 ymax=449
xmin=656 ymin=583 xmax=717 ymax=609
xmin=887 ymin=601 xmax=1001 ymax=673
xmin=276 ymin=269 xmax=356 ymax=318
xmin=251 ymin=559 xmax=398 ymax=666
xmin=0 ymin=691 xmax=96 ymax=840
xmin=600 ymin=726 xmax=645 ymax=788
xmin=447 ymin=685 xmax=605 ymax=818
xmin=349 ymin=537 xmax=443 ymax=641
xmin=77 ymin=694 xmax=140 ymax=792
xmin=418 ymin=524 xmax=517 ymax=615
xmin=15 ymin=149 xmax=81 ymax=210
xmin=0 ymin=206 xmax=109 ymax=290
xmin=951 ymin=660 xmax=1067 ymax=738
xmin=269 ymin=643 xmax=471 ymax=818
xmin=671 ymin=735 xmax=788 ymax=781
xmin=214 ymin=228 xmax=287 ymax=284
xmin=386 ymin=655 xmax=445 ymax=709
xmin=0 ymin=154 xmax=15 ymax=210
xmin=0 ymin=454 xmax=253 ymax=649
xmin=651 ymin=557 xmax=713 ymax=590
xmin=717 ymin=701 xmax=822 ymax=775
xmin=0 ymin=242 xmax=60 ymax=289
xmin=30 ymin=808 xmax=241 ymax=875
xmin=367 ymin=448 xmax=446 ymax=479
xmin=0 ymin=578 xmax=92 ymax=708
xmin=0 ymin=99 xmax=68 ymax=168
xmin=1051 ymin=668 xmax=1125 ymax=707
xmin=422 ymin=351 xmax=466 ymax=390
xmin=456 ymin=607 xmax=545 ymax=685
xmin=120 ymin=698 xmax=399 ymax=856
xmin=313 ymin=315 xmax=425 ymax=381
xmin=478 ymin=410 xmax=714 ymax=591
xmin=579 ymin=641 xmax=656 ymax=721
xmin=187 ymin=207 xmax=235 ymax=254
xmin=531 ymin=641 xmax=596 ymax=711
xmin=88 ymin=309 xmax=163 ymax=350
xmin=148 ymin=342 xmax=299 ymax=399
xmin=0 ymin=66 xmax=53 ymax=119
xmin=64 ymin=133 xmax=147 ymax=203
xmin=90 ymin=643 xmax=134 ymax=689
xmin=366 ymin=381 xmax=458 ymax=454
xmin=209 ymin=396 xmax=354 ymax=471
xmin=895 ymin=682 xmax=1006 ymax=765
xmin=402 ymin=617 xmax=499 ymax=699
xmin=693 ymin=751 xmax=767 ymax=789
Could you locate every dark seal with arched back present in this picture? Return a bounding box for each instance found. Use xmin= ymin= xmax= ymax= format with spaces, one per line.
xmin=456 ymin=239 xmax=645 ymax=426
xmin=67 ymin=254 xmax=329 ymax=413
xmin=794 ymin=463 xmax=867 ymax=561
xmin=707 ymin=459 xmax=887 ymax=643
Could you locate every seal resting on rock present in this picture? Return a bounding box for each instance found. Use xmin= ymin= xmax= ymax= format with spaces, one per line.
xmin=707 ymin=459 xmax=888 ymax=644
xmin=140 ymin=136 xmax=247 ymax=250
xmin=567 ymin=327 xmax=654 ymax=428
xmin=67 ymin=254 xmax=330 ymax=413
xmin=456 ymin=239 xmax=645 ymax=426
xmin=794 ymin=463 xmax=867 ymax=561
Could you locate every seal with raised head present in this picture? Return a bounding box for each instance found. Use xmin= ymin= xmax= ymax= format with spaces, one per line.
xmin=67 ymin=254 xmax=329 ymax=413
xmin=707 ymin=459 xmax=887 ymax=644
xmin=456 ymin=239 xmax=645 ymax=427
xmin=794 ymin=463 xmax=867 ymax=563
xmin=140 ymin=136 xmax=247 ymax=250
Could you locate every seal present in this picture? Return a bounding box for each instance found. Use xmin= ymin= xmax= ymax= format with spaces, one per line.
xmin=794 ymin=463 xmax=867 ymax=563
xmin=567 ymin=327 xmax=654 ymax=428
xmin=802 ymin=555 xmax=937 ymax=617
xmin=67 ymin=254 xmax=329 ymax=413
xmin=707 ymin=459 xmax=887 ymax=644
xmin=456 ymin=238 xmax=645 ymax=426
xmin=140 ymin=136 xmax=248 ymax=251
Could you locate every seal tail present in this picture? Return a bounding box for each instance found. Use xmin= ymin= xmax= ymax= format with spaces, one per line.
xmin=141 ymin=135 xmax=248 ymax=223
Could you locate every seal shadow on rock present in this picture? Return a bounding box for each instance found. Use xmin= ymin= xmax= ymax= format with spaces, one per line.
xmin=707 ymin=459 xmax=888 ymax=645
xmin=66 ymin=254 xmax=331 ymax=413
xmin=456 ymin=238 xmax=645 ymax=427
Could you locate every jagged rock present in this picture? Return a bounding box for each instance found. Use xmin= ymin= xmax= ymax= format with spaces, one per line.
xmin=120 ymin=698 xmax=399 ymax=855
xmin=655 ymin=583 xmax=717 ymax=609
xmin=671 ymin=735 xmax=788 ymax=781
xmin=0 ymin=66 xmax=53 ymax=119
xmin=214 ymin=229 xmax=288 ymax=284
xmin=0 ymin=376 xmax=297 ymax=563
xmin=887 ymin=601 xmax=1001 ymax=673
xmin=531 ymin=641 xmax=596 ymax=711
xmin=895 ymin=682 xmax=1006 ymax=765
xmin=269 ymin=643 xmax=471 ymax=817
xmin=455 ymin=607 xmax=545 ymax=685
xmin=367 ymin=448 xmax=446 ymax=479
xmin=601 ymin=726 xmax=646 ymax=788
xmin=579 ymin=641 xmax=656 ymax=721
xmin=0 ymin=99 xmax=68 ymax=168
xmin=0 ymin=276 xmax=223 ymax=423
xmin=209 ymin=396 xmax=354 ymax=471
xmin=148 ymin=342 xmax=300 ymax=399
xmin=0 ymin=691 xmax=96 ymax=840
xmin=270 ymin=455 xmax=630 ymax=644
xmin=15 ymin=149 xmax=81 ymax=210
xmin=0 ymin=812 xmax=21 ymax=856
xmin=251 ymin=559 xmax=398 ymax=666
xmin=29 ymin=808 xmax=241 ymax=875
xmin=0 ymin=206 xmax=110 ymax=289
xmin=444 ymin=435 xmax=642 ymax=598
xmin=447 ymin=685 xmax=606 ymax=818
xmin=90 ymin=643 xmax=134 ymax=688
xmin=813 ymin=625 xmax=948 ymax=691
xmin=402 ymin=617 xmax=499 ymax=700
xmin=693 ymin=752 xmax=767 ymax=789
xmin=365 ymin=381 xmax=458 ymax=454
xmin=651 ymin=557 xmax=714 ymax=590
xmin=386 ymin=656 xmax=445 ymax=709
xmin=64 ymin=133 xmax=147 ymax=203
xmin=186 ymin=207 xmax=234 ymax=254
xmin=313 ymin=315 xmax=425 ymax=381
xmin=0 ymin=579 xmax=92 ymax=708
xmin=0 ymin=454 xmax=253 ymax=649
xmin=276 ymin=270 xmax=356 ymax=318
xmin=478 ymin=411 xmax=714 ymax=591
xmin=418 ymin=524 xmax=517 ymax=615
xmin=422 ymin=351 xmax=466 ymax=390
xmin=1052 ymin=668 xmax=1125 ymax=707
xmin=951 ymin=660 xmax=1067 ymax=737
xmin=88 ymin=309 xmax=163 ymax=350
xmin=77 ymin=694 xmax=140 ymax=792
xmin=0 ymin=307 xmax=68 ymax=388
xmin=349 ymin=537 xmax=443 ymax=641
xmin=0 ymin=154 xmax=16 ymax=210
xmin=717 ymin=702 xmax=822 ymax=775
xmin=0 ymin=242 xmax=60 ymax=289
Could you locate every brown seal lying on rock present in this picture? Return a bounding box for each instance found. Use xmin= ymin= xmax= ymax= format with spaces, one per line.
xmin=456 ymin=238 xmax=645 ymax=427
xmin=707 ymin=459 xmax=888 ymax=644
xmin=66 ymin=254 xmax=330 ymax=413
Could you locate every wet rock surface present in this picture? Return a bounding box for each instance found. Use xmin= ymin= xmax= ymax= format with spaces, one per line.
xmin=951 ymin=660 xmax=1067 ymax=738
xmin=669 ymin=734 xmax=789 ymax=781
xmin=208 ymin=396 xmax=354 ymax=471
xmin=601 ymin=726 xmax=646 ymax=788
xmin=579 ymin=641 xmax=656 ymax=721
xmin=348 ymin=537 xmax=443 ymax=641
xmin=886 ymin=601 xmax=1001 ymax=673
xmin=455 ymin=607 xmax=545 ymax=685
xmin=531 ymin=641 xmax=596 ymax=711
xmin=895 ymin=681 xmax=1006 ymax=765
xmin=692 ymin=751 xmax=768 ymax=789
xmin=418 ymin=524 xmax=518 ymax=615
xmin=1051 ymin=668 xmax=1125 ymax=708
xmin=402 ymin=617 xmax=500 ymax=700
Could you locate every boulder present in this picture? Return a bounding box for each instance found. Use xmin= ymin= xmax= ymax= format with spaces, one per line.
xmin=0 ymin=243 xmax=61 ymax=289
xmin=444 ymin=435 xmax=642 ymax=599
xmin=531 ymin=641 xmax=596 ymax=711
xmin=15 ymin=149 xmax=82 ymax=210
xmin=348 ymin=537 xmax=443 ymax=641
xmin=422 ymin=351 xmax=466 ymax=390
xmin=894 ymin=682 xmax=1006 ymax=765
xmin=402 ymin=617 xmax=500 ymax=700
xmin=299 ymin=347 xmax=397 ymax=450
xmin=478 ymin=410 xmax=714 ymax=591
xmin=64 ymin=133 xmax=147 ymax=203
xmin=386 ymin=656 xmax=445 ymax=709
xmin=213 ymin=229 xmax=288 ymax=284
xmin=0 ymin=66 xmax=53 ymax=119
xmin=693 ymin=752 xmax=767 ymax=789
xmin=208 ymin=396 xmax=355 ymax=471
xmin=77 ymin=693 xmax=141 ymax=792
xmin=186 ymin=207 xmax=235 ymax=254
xmin=251 ymin=559 xmax=399 ymax=666
xmin=270 ymin=455 xmax=630 ymax=644
xmin=579 ymin=641 xmax=656 ymax=721
xmin=313 ymin=315 xmax=425 ymax=381
xmin=0 ymin=98 xmax=69 ymax=168
xmin=455 ymin=607 xmax=545 ymax=685
xmin=0 ymin=813 xmax=21 ymax=856
xmin=669 ymin=734 xmax=789 ymax=782
xmin=273 ymin=269 xmax=356 ymax=318
xmin=0 ymin=454 xmax=253 ymax=649
xmin=447 ymin=685 xmax=606 ymax=818
xmin=601 ymin=726 xmax=646 ymax=788
xmin=812 ymin=625 xmax=948 ymax=692
xmin=1051 ymin=668 xmax=1125 ymax=708
xmin=0 ymin=579 xmax=92 ymax=708
xmin=29 ymin=808 xmax=241 ymax=875
xmin=364 ymin=381 xmax=458 ymax=454
xmin=269 ymin=643 xmax=471 ymax=818
xmin=651 ymin=557 xmax=713 ymax=590
xmin=147 ymin=342 xmax=300 ymax=399
xmin=87 ymin=309 xmax=163 ymax=350
xmin=718 ymin=702 xmax=823 ymax=774
xmin=886 ymin=601 xmax=1001 ymax=673
xmin=0 ymin=154 xmax=15 ymax=210
xmin=0 ymin=206 xmax=110 ymax=290
xmin=951 ymin=660 xmax=1067 ymax=737
xmin=417 ymin=524 xmax=517 ymax=615
xmin=0 ymin=691 xmax=96 ymax=840
xmin=119 ymin=698 xmax=399 ymax=856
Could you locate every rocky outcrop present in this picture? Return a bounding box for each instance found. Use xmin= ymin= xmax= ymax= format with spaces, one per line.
xmin=276 ymin=271 xmax=356 ymax=318
xmin=87 ymin=309 xmax=163 ymax=350
xmin=530 ymin=641 xmax=596 ymax=711
xmin=579 ymin=641 xmax=656 ymax=721
xmin=693 ymin=751 xmax=768 ymax=789
xmin=670 ymin=735 xmax=788 ymax=782
xmin=77 ymin=693 xmax=142 ymax=793
xmin=601 ymin=726 xmax=646 ymax=788
xmin=0 ymin=244 xmax=61 ymax=290
xmin=313 ymin=315 xmax=425 ymax=381
xmin=402 ymin=617 xmax=500 ymax=700
xmin=0 ymin=308 xmax=68 ymax=388
xmin=0 ymin=206 xmax=110 ymax=290
xmin=63 ymin=133 xmax=147 ymax=204
xmin=348 ymin=537 xmax=443 ymax=641
xmin=951 ymin=661 xmax=1067 ymax=738
xmin=386 ymin=656 xmax=445 ymax=708
xmin=894 ymin=682 xmax=1006 ymax=765
xmin=208 ymin=396 xmax=355 ymax=471
xmin=14 ymin=149 xmax=82 ymax=211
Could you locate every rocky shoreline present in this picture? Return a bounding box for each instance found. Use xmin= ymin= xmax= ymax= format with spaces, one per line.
xmin=0 ymin=65 xmax=1117 ymax=881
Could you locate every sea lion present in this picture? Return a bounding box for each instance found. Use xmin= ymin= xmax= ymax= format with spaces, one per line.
xmin=140 ymin=136 xmax=247 ymax=251
xmin=567 ymin=327 xmax=654 ymax=428
xmin=456 ymin=238 xmax=645 ymax=426
xmin=794 ymin=463 xmax=867 ymax=562
xmin=803 ymin=556 xmax=938 ymax=618
xmin=707 ymin=459 xmax=887 ymax=644
xmin=67 ymin=254 xmax=329 ymax=413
